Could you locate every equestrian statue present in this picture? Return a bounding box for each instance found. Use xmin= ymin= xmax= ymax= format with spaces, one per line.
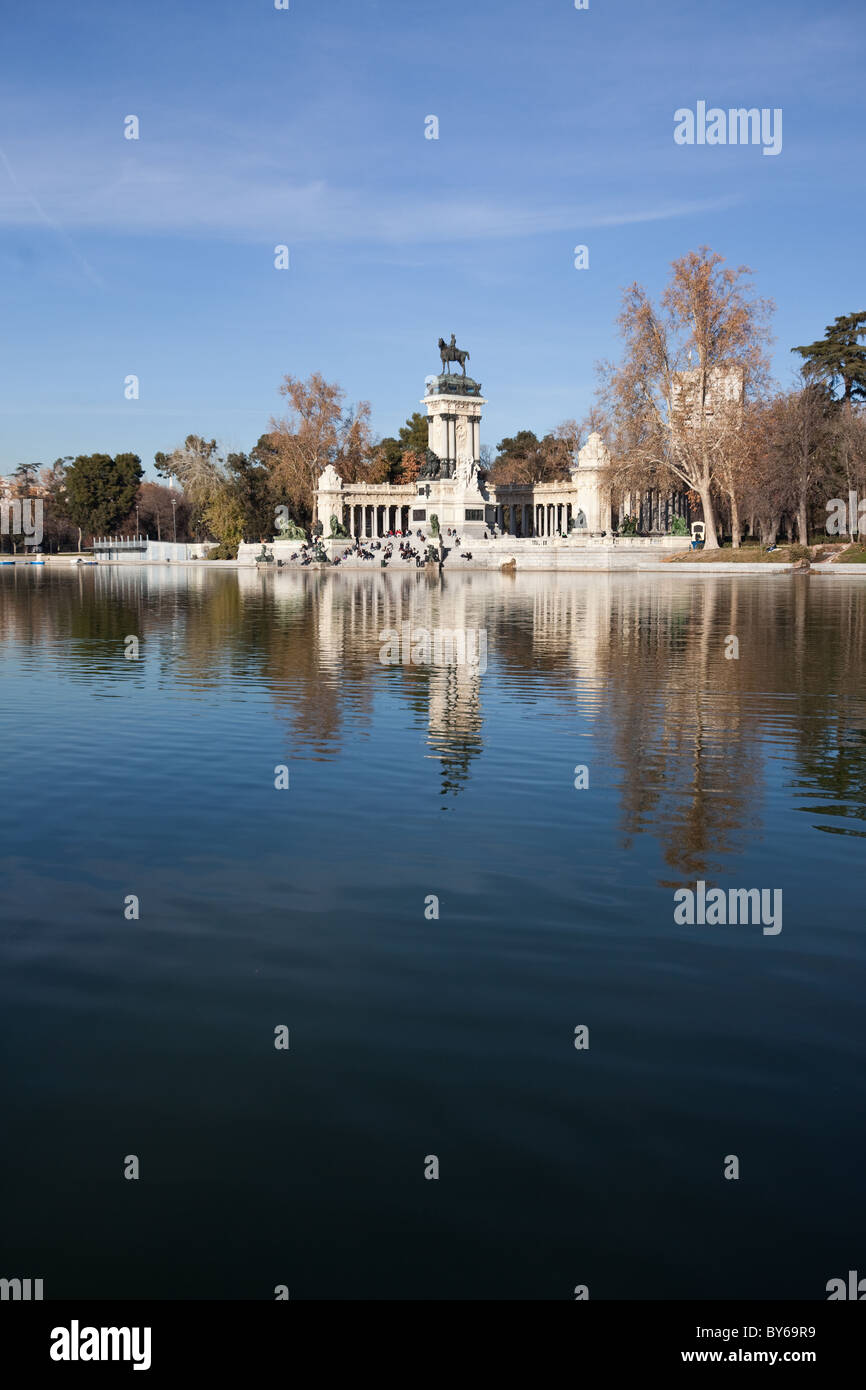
xmin=438 ymin=333 xmax=470 ymax=377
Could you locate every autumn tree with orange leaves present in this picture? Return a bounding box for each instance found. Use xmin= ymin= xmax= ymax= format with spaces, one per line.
xmin=269 ymin=373 xmax=374 ymax=522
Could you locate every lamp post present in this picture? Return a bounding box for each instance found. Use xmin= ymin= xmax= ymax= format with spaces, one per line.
xmin=171 ymin=497 xmax=177 ymax=543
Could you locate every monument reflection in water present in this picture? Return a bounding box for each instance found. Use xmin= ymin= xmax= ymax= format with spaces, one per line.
xmin=1 ymin=565 xmax=865 ymax=1299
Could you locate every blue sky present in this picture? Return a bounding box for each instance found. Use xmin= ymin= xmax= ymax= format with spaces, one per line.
xmin=0 ymin=0 xmax=862 ymax=475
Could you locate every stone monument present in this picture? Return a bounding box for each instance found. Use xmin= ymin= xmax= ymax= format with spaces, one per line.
xmin=419 ymin=338 xmax=488 ymax=537
xmin=315 ymin=463 xmax=344 ymax=534
xmin=572 ymin=432 xmax=613 ymax=533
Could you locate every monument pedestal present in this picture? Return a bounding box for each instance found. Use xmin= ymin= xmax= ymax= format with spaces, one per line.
xmin=314 ymin=464 xmax=345 ymax=536
xmin=419 ymin=372 xmax=489 ymax=539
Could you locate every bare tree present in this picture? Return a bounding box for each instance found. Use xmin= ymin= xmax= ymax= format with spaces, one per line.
xmin=600 ymin=248 xmax=773 ymax=548
xmin=762 ymin=381 xmax=832 ymax=544
xmin=269 ymin=373 xmax=373 ymax=519
xmin=715 ymin=402 xmax=765 ymax=548
xmin=154 ymin=435 xmax=224 ymax=507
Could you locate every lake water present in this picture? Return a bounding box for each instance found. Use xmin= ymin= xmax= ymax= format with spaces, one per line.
xmin=1 ymin=565 xmax=864 ymax=1300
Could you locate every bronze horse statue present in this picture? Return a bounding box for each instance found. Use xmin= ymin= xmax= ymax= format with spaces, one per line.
xmin=439 ymin=335 xmax=470 ymax=376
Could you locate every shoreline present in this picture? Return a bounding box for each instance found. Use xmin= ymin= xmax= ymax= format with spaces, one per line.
xmin=6 ymin=552 xmax=866 ymax=576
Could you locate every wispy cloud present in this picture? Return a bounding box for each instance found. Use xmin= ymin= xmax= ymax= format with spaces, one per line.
xmin=0 ymin=139 xmax=739 ymax=245
xmin=0 ymin=143 xmax=105 ymax=286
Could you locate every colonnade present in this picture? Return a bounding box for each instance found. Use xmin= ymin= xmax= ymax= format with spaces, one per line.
xmin=329 ymin=489 xmax=688 ymax=541
xmin=491 ymin=499 xmax=584 ymax=538
xmin=344 ymin=502 xmax=413 ymax=539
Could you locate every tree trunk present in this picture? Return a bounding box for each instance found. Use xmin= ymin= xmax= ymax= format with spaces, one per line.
xmin=797 ymin=497 xmax=809 ymax=546
xmin=730 ymin=495 xmax=741 ymax=549
xmin=698 ymin=483 xmax=720 ymax=547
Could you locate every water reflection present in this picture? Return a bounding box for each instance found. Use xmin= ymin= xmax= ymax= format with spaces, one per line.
xmin=2 ymin=565 xmax=865 ymax=872
xmin=3 ymin=563 xmax=866 ymax=1300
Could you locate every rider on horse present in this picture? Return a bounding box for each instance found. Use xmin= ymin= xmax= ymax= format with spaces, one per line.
xmin=439 ymin=335 xmax=470 ymax=377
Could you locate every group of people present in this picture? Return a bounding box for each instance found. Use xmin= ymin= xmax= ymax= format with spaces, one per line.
xmin=286 ymin=525 xmax=475 ymax=568
xmin=331 ymin=534 xmax=430 ymax=568
xmin=334 ymin=538 xmax=379 ymax=563
xmin=388 ymin=538 xmax=428 ymax=568
xmin=288 ymin=540 xmax=327 ymax=566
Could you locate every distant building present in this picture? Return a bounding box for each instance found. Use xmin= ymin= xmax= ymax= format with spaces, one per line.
xmin=671 ymin=365 xmax=745 ymax=428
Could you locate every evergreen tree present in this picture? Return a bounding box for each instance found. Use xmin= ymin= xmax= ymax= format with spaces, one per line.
xmin=64 ymin=453 xmax=143 ymax=540
xmin=226 ymin=447 xmax=274 ymax=540
xmin=397 ymin=412 xmax=429 ymax=454
xmin=793 ymin=312 xmax=866 ymax=403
